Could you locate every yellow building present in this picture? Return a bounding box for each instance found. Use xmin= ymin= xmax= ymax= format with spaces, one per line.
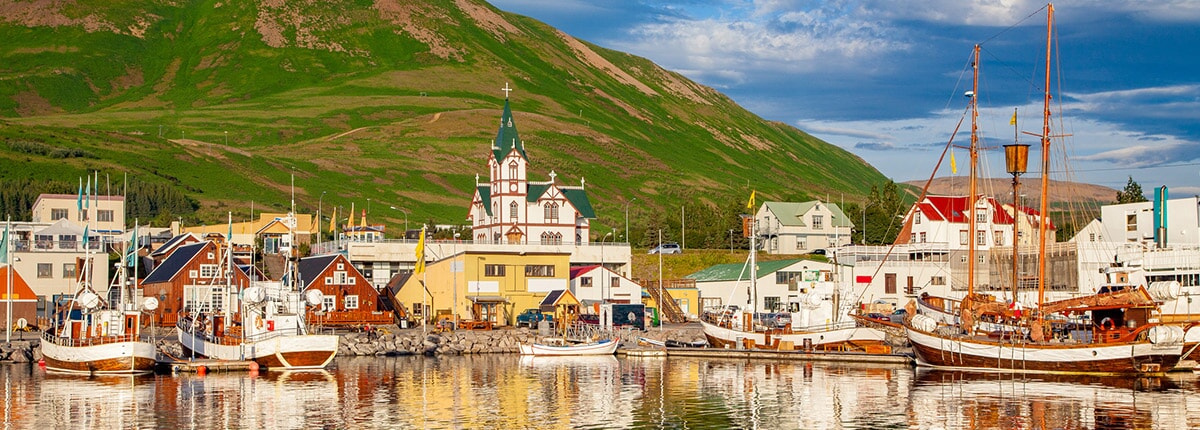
xmin=392 ymin=250 xmax=572 ymax=327
xmin=182 ymin=212 xmax=317 ymax=253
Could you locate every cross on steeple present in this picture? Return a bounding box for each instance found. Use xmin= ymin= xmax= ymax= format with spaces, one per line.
xmin=501 ymin=82 xmax=512 ymax=99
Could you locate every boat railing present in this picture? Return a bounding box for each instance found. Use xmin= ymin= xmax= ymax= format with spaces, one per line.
xmin=792 ymin=320 xmax=859 ymax=332
xmin=41 ymin=329 xmax=150 ymax=348
xmin=177 ymin=316 xmax=305 ymax=345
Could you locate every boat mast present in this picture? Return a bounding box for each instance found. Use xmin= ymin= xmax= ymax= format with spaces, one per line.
xmin=966 ymin=44 xmax=981 ymax=298
xmin=1036 ymin=4 xmax=1054 ymax=307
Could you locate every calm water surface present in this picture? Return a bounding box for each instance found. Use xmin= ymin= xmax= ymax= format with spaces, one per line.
xmin=3 ymin=355 xmax=1198 ymax=429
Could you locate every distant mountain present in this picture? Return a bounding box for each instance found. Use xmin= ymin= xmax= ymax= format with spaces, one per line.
xmin=0 ymin=0 xmax=889 ymax=243
xmin=902 ymin=177 xmax=1117 ymax=204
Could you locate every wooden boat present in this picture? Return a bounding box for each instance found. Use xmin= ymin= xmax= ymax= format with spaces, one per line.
xmin=902 ymin=3 xmax=1184 ymax=376
xmin=519 ymin=339 xmax=619 ymax=356
xmin=176 ymin=212 xmax=338 ymax=370
xmin=700 ymin=216 xmax=891 ymax=353
xmin=42 ymin=254 xmax=158 ymax=375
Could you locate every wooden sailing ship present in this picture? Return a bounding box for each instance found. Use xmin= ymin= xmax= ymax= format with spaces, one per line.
xmin=901 ymin=3 xmax=1184 ymax=375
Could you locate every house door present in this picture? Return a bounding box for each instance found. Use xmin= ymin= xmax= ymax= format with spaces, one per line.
xmin=906 ymin=276 xmax=914 ymax=295
xmin=885 ymin=274 xmax=897 ymax=294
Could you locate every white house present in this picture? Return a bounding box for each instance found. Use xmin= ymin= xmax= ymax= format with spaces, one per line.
xmin=468 ymin=89 xmax=595 ymax=245
xmin=686 ymin=258 xmax=854 ymax=328
xmin=755 ymin=201 xmax=853 ymax=254
xmin=568 ymin=265 xmax=643 ymax=306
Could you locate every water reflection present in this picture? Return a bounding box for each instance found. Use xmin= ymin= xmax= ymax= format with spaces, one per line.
xmin=3 ymin=356 xmax=1199 ymax=428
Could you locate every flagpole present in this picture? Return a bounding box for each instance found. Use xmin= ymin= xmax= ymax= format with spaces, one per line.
xmin=6 ymin=216 xmax=12 ymax=343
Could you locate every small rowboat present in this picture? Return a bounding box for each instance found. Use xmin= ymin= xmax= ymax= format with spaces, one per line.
xmin=519 ymin=339 xmax=619 ymax=356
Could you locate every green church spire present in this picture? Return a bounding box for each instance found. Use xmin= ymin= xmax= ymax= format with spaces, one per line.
xmin=493 ymin=83 xmax=527 ymax=161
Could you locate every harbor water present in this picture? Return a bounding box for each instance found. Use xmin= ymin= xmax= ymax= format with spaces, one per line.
xmin=4 ymin=355 xmax=1199 ymax=429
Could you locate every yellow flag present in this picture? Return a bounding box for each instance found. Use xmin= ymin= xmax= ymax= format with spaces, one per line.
xmin=360 ymin=209 xmax=366 ymax=230
xmin=328 ymin=207 xmax=336 ymax=234
xmin=746 ymin=190 xmax=756 ymax=210
xmin=950 ymin=150 xmax=958 ymax=174
xmin=348 ymin=203 xmax=355 ymax=230
xmin=1010 ymin=109 xmax=1017 ymax=126
xmin=414 ymin=228 xmax=427 ymax=274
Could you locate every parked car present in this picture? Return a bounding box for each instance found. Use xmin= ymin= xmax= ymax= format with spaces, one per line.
xmin=516 ymin=309 xmax=553 ymax=328
xmin=865 ymin=312 xmax=890 ymax=322
xmin=889 ymin=309 xmax=908 ymax=324
xmin=648 ymin=242 xmax=682 ymax=254
xmin=755 ymin=312 xmax=793 ymax=329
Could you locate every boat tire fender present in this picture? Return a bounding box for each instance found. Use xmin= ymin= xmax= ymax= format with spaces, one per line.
xmin=1101 ymin=318 xmax=1115 ymax=330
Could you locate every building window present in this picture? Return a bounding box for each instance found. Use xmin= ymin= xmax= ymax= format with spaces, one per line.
xmin=915 ymin=211 xmax=922 ymax=224
xmin=976 ymin=211 xmax=987 ymax=224
xmin=62 ymin=263 xmax=76 ymax=280
xmin=812 ymin=215 xmax=824 ymax=230
xmin=994 ymin=231 xmax=1004 ymax=246
xmin=910 ymin=233 xmax=916 ymax=243
xmin=797 ymin=239 xmax=806 ymax=250
xmin=509 ymin=161 xmax=518 ymax=179
xmin=610 ymin=277 xmax=620 ymax=289
xmin=509 ymin=202 xmax=518 ymax=221
xmin=919 ymin=232 xmax=926 ymax=243
xmin=322 ymin=296 xmax=335 ymax=312
xmin=581 ymin=277 xmax=593 ymax=287
xmin=525 ymin=265 xmax=555 ymax=277
xmin=776 ymin=271 xmax=799 ymax=284
xmin=931 ymin=276 xmax=945 ymax=286
xmin=484 ymin=264 xmax=506 ymax=277
xmin=764 ymin=296 xmax=781 ymax=311
xmin=51 ymin=208 xmax=68 ymax=220
xmin=959 ymin=230 xmax=968 ymax=245
xmin=540 ymin=232 xmax=563 ymax=245
xmin=37 ymin=263 xmax=52 ymax=278
xmin=977 ymin=230 xmax=987 ymax=245
xmin=59 ymin=235 xmax=76 ymax=250
xmin=199 ymin=264 xmax=220 ymax=278
xmin=98 ymin=210 xmax=114 ymax=222
xmin=344 ymin=295 xmax=359 ymax=310
xmin=544 ymin=202 xmax=559 ymax=222
xmin=35 ymin=234 xmax=52 ymax=249
xmin=1126 ymin=214 xmax=1137 ymax=232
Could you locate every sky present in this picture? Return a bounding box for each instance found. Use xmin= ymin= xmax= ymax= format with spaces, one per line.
xmin=488 ymin=0 xmax=1200 ymax=197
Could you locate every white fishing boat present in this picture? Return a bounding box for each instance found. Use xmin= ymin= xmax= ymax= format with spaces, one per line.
xmin=176 ymin=211 xmax=338 ymax=370
xmin=42 ymin=227 xmax=158 ymax=375
xmin=519 ymin=339 xmax=619 ymax=356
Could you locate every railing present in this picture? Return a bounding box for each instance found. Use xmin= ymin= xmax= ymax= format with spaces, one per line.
xmin=41 ymin=330 xmax=149 ymax=347
xmin=309 ymin=310 xmax=393 ymax=327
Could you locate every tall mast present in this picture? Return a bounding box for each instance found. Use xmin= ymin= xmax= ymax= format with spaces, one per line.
xmin=966 ymin=44 xmax=981 ymax=296
xmin=1036 ymin=4 xmax=1054 ymax=306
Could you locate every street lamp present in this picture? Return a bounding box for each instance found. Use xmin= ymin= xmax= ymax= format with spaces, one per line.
xmin=729 ymin=229 xmax=736 ymax=254
xmin=861 ymin=202 xmax=875 ymax=245
xmin=390 ymin=206 xmax=409 ymax=232
xmin=601 ymin=231 xmax=612 ymax=302
xmin=367 ymin=198 xmax=371 ymax=214
xmin=318 ymin=191 xmax=326 ymax=248
xmin=624 ymin=197 xmax=637 ymax=246
xmin=453 ymin=232 xmax=460 ymax=328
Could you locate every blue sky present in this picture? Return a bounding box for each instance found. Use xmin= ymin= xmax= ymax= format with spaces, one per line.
xmin=489 ymin=0 xmax=1200 ymax=196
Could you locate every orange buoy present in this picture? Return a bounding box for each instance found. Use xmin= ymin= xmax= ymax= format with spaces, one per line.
xmin=196 ymin=365 xmax=207 ymax=375
xmin=248 ymin=361 xmax=260 ymax=372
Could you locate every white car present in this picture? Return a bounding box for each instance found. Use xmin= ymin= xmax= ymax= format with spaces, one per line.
xmin=648 ymin=242 xmax=682 ymax=254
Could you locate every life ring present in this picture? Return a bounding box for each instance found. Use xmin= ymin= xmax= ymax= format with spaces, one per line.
xmin=255 ymin=315 xmax=263 ymax=329
xmin=1101 ymin=317 xmax=1115 ymax=330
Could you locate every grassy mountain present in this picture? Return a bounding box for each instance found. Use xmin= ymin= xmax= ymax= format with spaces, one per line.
xmin=0 ymin=0 xmax=889 ymax=245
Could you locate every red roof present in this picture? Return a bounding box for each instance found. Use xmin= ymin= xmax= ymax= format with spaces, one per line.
xmin=910 ymin=195 xmax=1054 ymax=229
xmin=569 ymin=265 xmax=600 ymax=280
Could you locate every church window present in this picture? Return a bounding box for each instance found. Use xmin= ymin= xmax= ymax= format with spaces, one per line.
xmin=510 ymin=202 xmax=519 ymax=221
xmin=545 ymin=202 xmax=560 ymax=222
xmin=509 ymin=161 xmax=518 ymax=179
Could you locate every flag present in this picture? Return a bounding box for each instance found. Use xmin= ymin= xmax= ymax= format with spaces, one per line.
xmin=1010 ymin=109 xmax=1017 ymax=126
xmin=360 ymin=209 xmax=366 ymax=230
xmin=746 ymin=190 xmax=756 ymax=210
xmin=126 ymin=224 xmax=139 ymax=266
xmin=347 ymin=203 xmax=355 ymax=230
xmin=76 ymin=178 xmax=83 ymax=214
xmin=82 ymin=225 xmax=89 ymax=248
xmin=84 ymin=177 xmax=91 ymax=210
xmin=950 ymin=150 xmax=958 ymax=174
xmin=328 ymin=207 xmax=336 ymax=234
xmin=414 ymin=228 xmax=427 ymax=274
xmin=0 ymin=226 xmax=8 ymax=264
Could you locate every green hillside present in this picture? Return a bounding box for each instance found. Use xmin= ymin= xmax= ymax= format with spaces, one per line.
xmin=0 ymin=0 xmax=889 ymax=246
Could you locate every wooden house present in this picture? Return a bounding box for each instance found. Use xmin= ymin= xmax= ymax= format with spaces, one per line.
xmin=298 ymin=254 xmax=393 ymax=327
xmin=0 ymin=266 xmax=38 ymax=330
xmin=140 ymin=241 xmax=251 ymax=327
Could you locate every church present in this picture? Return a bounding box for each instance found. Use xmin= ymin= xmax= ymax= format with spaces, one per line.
xmin=468 ymin=85 xmax=595 ymax=245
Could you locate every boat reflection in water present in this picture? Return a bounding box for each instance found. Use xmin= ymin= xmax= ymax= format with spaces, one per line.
xmin=910 ymin=369 xmax=1188 ymax=429
xmin=6 ymin=356 xmax=1200 ymax=428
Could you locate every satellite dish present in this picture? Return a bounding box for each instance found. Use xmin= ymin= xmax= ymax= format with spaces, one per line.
xmin=305 ymin=289 xmax=324 ymax=307
xmin=243 ymin=286 xmax=267 ymax=305
xmin=15 ymin=318 xmax=27 ymax=329
xmin=142 ymin=297 xmax=160 ymax=311
xmin=77 ymin=292 xmax=101 ymax=310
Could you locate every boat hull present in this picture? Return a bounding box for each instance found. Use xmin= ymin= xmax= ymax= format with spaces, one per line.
xmin=40 ymin=337 xmax=157 ymax=375
xmin=177 ymin=327 xmax=338 ymax=370
xmin=701 ymin=320 xmax=889 ymax=351
xmin=519 ymin=339 xmax=619 ymax=356
xmin=906 ymin=326 xmax=1182 ymax=375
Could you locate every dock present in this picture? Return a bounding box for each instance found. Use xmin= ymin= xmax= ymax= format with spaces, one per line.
xmin=620 ymin=347 xmax=668 ymax=357
xmin=160 ymin=358 xmax=259 ymax=373
xmin=662 ymin=347 xmax=914 ymax=365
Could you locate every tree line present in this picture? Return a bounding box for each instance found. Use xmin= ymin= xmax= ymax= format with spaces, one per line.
xmin=0 ymin=177 xmax=196 ymax=223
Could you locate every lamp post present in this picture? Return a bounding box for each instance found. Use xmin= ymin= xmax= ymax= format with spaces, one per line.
xmin=624 ymin=197 xmax=637 ymax=246
xmin=366 ymin=198 xmax=371 ymax=215
xmin=453 ymin=232 xmax=460 ymax=328
xmin=1004 ymin=142 xmax=1030 ymax=299
xmin=318 ymin=191 xmax=326 ymax=248
xmin=601 ymin=231 xmax=612 ymax=302
xmin=860 ymin=201 xmax=875 ymax=245
xmin=391 ymin=206 xmax=409 ymax=233
xmin=729 ymin=229 xmax=735 ymax=254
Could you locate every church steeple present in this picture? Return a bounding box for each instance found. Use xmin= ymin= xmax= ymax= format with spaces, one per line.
xmin=493 ymin=83 xmax=528 ymax=161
